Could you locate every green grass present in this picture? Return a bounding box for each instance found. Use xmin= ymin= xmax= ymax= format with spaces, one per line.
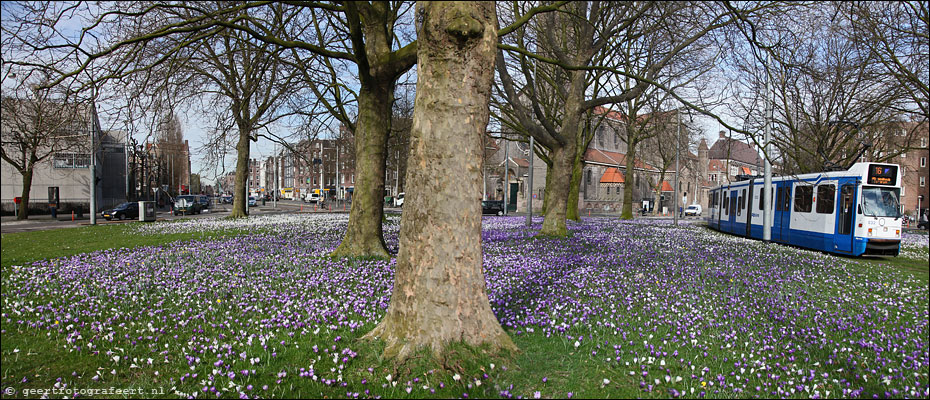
xmin=854 ymin=254 xmax=928 ymax=283
xmin=0 ymin=323 xmax=641 ymax=399
xmin=0 ymin=221 xmax=244 ymax=268
xmin=1 ymin=220 xmax=926 ymax=399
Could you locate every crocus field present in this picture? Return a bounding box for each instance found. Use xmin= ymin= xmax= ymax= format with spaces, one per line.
xmin=2 ymin=214 xmax=928 ymax=399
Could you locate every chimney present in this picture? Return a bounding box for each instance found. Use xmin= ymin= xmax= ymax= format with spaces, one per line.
xmin=719 ymin=130 xmax=726 ymax=139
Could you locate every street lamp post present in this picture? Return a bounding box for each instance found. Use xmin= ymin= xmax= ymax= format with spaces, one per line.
xmin=526 ymin=135 xmax=534 ymax=226
xmin=674 ymin=107 xmax=681 ymax=225
xmin=763 ymin=59 xmax=773 ymax=242
xmin=503 ymin=138 xmax=509 ymax=216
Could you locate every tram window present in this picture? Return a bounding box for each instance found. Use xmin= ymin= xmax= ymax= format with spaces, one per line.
xmin=794 ymin=185 xmax=813 ymax=213
xmin=723 ymin=194 xmax=729 ymax=214
xmin=778 ymin=187 xmax=791 ymax=211
xmin=758 ymin=187 xmax=765 ymax=210
xmin=775 ymin=188 xmax=783 ymax=211
xmin=738 ymin=189 xmax=745 ymax=215
xmin=816 ymin=185 xmax=836 ymax=214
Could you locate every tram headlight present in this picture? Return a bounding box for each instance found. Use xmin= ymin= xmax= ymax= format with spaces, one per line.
xmin=868 ymin=228 xmax=873 ymax=236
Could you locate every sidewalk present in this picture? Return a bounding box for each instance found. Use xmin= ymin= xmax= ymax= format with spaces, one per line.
xmin=2 ymin=213 xmax=89 ymax=224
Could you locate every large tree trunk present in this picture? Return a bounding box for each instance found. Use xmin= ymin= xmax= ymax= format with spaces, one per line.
xmin=540 ymin=162 xmax=553 ymax=216
xmin=17 ymin=167 xmax=34 ymax=220
xmin=538 ymin=142 xmax=575 ymax=236
xmin=230 ymin=126 xmax=251 ymax=218
xmin=332 ymin=83 xmax=392 ymax=259
xmin=621 ymin=144 xmax=637 ymax=219
xmin=364 ymin=1 xmax=514 ymax=361
xmin=566 ymin=146 xmax=584 ymax=221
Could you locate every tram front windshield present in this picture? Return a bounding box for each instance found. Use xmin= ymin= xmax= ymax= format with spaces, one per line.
xmin=861 ymin=187 xmax=901 ymax=217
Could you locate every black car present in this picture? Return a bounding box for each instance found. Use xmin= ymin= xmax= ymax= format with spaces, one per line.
xmin=482 ymin=200 xmax=505 ymax=215
xmin=174 ymin=195 xmax=205 ymax=215
xmin=197 ymin=195 xmax=212 ymax=210
xmin=102 ymin=202 xmax=139 ymax=221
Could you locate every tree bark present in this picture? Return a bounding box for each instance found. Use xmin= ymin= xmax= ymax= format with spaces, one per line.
xmin=230 ymin=125 xmax=251 ymax=218
xmin=621 ymin=144 xmax=637 ymax=219
xmin=566 ymin=146 xmax=583 ymax=221
xmin=538 ymin=141 xmax=576 ymax=236
xmin=17 ymin=167 xmax=34 ymax=220
xmin=332 ymin=82 xmax=392 ymax=259
xmin=364 ymin=1 xmax=515 ymax=362
xmin=540 ymin=162 xmax=553 ymax=216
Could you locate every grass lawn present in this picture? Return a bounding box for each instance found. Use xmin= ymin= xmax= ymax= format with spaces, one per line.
xmin=1 ymin=220 xmax=246 ymax=268
xmin=1 ymin=215 xmax=927 ymax=398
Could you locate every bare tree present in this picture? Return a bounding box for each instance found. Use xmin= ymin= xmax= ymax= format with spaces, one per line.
xmin=496 ymin=1 xmax=742 ymax=230
xmin=726 ymin=2 xmax=919 ymax=175
xmin=1 ymin=70 xmax=89 ymax=219
xmin=847 ymin=1 xmax=928 ymax=121
xmin=639 ymin=106 xmax=700 ymax=215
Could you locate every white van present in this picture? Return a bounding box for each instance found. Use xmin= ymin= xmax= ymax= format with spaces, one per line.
xmin=684 ymin=204 xmax=702 ymax=216
xmin=395 ymin=192 xmax=404 ymax=207
xmin=304 ymin=192 xmax=321 ymax=203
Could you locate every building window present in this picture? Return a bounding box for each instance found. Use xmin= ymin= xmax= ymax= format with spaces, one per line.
xmin=53 ymin=153 xmax=90 ymax=169
xmin=922 ymin=137 xmax=927 ymax=148
xmin=921 ymin=157 xmax=927 ymax=168
xmin=921 ymin=176 xmax=926 ymax=187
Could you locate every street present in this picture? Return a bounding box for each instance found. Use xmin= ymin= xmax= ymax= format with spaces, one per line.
xmin=0 ymin=199 xmax=328 ymax=234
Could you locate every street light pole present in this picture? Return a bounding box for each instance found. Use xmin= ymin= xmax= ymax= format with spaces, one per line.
xmin=273 ymin=145 xmax=277 ymax=208
xmin=89 ymin=111 xmax=97 ymax=225
xmin=503 ymin=138 xmax=509 ymax=216
xmin=763 ymin=56 xmax=773 ymax=242
xmin=674 ymin=107 xmax=681 ymax=225
xmin=526 ymin=135 xmax=534 ymax=226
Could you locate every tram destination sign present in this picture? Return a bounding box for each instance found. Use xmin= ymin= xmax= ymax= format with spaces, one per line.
xmin=867 ymin=164 xmax=897 ymax=186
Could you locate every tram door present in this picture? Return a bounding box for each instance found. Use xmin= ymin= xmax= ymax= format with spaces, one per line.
xmin=834 ymin=183 xmax=856 ymax=253
xmin=728 ymin=190 xmax=738 ymax=233
xmin=773 ymin=183 xmax=791 ymax=242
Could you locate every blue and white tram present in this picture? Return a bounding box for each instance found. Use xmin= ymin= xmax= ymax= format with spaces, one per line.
xmin=707 ymin=163 xmax=903 ymax=256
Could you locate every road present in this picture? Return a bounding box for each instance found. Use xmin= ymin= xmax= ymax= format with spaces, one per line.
xmin=0 ymin=200 xmax=329 ymax=234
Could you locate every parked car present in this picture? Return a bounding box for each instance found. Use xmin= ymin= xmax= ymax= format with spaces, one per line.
xmin=248 ymin=196 xmax=257 ymax=207
xmin=918 ymin=215 xmax=929 ymax=230
xmin=395 ymin=192 xmax=405 ymax=207
xmin=304 ymin=192 xmax=321 ymax=203
xmin=482 ymin=200 xmax=505 ymax=216
xmin=102 ymin=202 xmax=139 ymax=221
xmin=684 ymin=204 xmax=702 ymax=216
xmin=222 ymin=195 xmax=232 ymax=204
xmin=174 ymin=195 xmax=205 ymax=215
xmin=197 ymin=195 xmax=212 ymax=210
